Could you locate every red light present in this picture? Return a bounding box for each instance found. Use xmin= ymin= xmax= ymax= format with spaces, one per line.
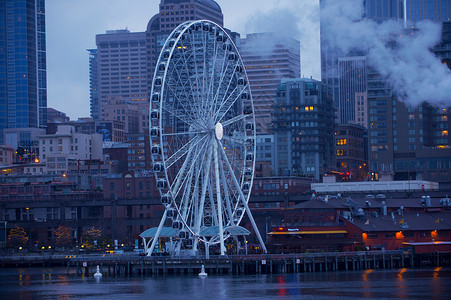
xmin=346 ymin=172 xmax=350 ymax=176
xmin=339 ymin=172 xmax=343 ymax=175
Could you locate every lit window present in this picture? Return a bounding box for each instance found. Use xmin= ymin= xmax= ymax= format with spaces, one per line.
xmin=442 ymin=130 xmax=448 ymax=136
xmin=336 ymin=139 xmax=347 ymax=145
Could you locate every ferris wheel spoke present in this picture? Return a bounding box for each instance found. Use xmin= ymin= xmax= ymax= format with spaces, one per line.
xmin=213 ymin=68 xmax=238 ymax=118
xmin=161 ymin=102 xmax=198 ymax=127
xmin=162 ymin=130 xmax=205 ymax=137
xmin=215 ymin=84 xmax=249 ymax=123
xmin=206 ymin=37 xmax=222 ymax=116
xmin=213 ymin=85 xmax=239 ymax=121
xmin=170 ymin=136 xmax=210 ymax=198
xmin=171 ymin=135 xmax=210 ymax=198
xmin=168 ymin=58 xmax=205 ymax=122
xmin=179 ymin=169 xmax=195 ymax=224
xmin=165 ymin=134 xmax=208 ymax=169
xmin=211 ymin=44 xmax=229 ymax=115
xmin=189 ymin=32 xmax=206 ymax=122
xmin=165 ymin=83 xmax=205 ymax=127
xmin=178 ymin=50 xmax=204 ymax=119
xmin=222 ymin=135 xmax=248 ymax=146
xmin=221 ymin=114 xmax=248 ymax=128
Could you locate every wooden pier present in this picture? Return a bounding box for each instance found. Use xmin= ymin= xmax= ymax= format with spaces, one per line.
xmin=66 ymin=250 xmax=451 ymax=276
xmin=1 ymin=250 xmax=450 ymax=275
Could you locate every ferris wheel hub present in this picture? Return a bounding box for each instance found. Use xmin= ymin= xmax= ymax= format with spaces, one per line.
xmin=215 ymin=122 xmax=223 ymax=140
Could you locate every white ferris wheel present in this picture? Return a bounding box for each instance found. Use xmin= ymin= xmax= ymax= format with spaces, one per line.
xmin=147 ymin=20 xmax=267 ymax=256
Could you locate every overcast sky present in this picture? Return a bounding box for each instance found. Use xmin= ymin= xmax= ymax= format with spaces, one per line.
xmin=46 ymin=0 xmax=320 ymax=120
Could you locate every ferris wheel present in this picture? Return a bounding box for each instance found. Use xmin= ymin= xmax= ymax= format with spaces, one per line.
xmin=148 ymin=20 xmax=266 ymax=256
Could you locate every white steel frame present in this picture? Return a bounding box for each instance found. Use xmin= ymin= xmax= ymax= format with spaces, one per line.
xmin=148 ymin=20 xmax=267 ymax=256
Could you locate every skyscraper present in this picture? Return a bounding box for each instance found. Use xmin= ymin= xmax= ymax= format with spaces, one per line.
xmin=145 ymin=0 xmax=224 ymax=98
xmin=338 ymin=56 xmax=367 ymax=126
xmin=89 ymin=0 xmax=224 ymax=123
xmin=367 ymin=21 xmax=451 ymax=183
xmin=240 ymin=33 xmax=301 ymax=133
xmin=365 ymin=0 xmax=451 ymax=24
xmin=93 ymin=30 xmax=147 ymax=122
xmin=0 ymin=0 xmax=47 ymax=144
xmin=87 ymin=49 xmax=99 ymax=121
xmin=272 ymin=78 xmax=335 ymax=180
xmin=321 ymin=0 xmax=451 ymax=123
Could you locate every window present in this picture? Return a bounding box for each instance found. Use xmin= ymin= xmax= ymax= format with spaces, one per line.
xmin=367 ymin=233 xmax=378 ymax=239
xmin=336 ymin=139 xmax=347 ymax=145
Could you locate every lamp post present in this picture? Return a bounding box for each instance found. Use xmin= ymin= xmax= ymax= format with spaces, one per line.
xmin=265 ymin=217 xmax=271 ymax=242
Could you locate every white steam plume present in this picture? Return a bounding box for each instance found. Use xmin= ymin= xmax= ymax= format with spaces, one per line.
xmin=321 ymin=0 xmax=451 ymax=107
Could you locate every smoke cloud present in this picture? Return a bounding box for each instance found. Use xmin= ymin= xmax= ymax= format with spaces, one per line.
xmin=321 ymin=0 xmax=451 ymax=107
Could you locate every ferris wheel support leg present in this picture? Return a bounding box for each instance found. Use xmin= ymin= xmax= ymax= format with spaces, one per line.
xmin=244 ymin=236 xmax=248 ymax=255
xmin=147 ymin=210 xmax=168 ymax=256
xmin=193 ymin=141 xmax=214 ymax=253
xmin=219 ymin=144 xmax=268 ymax=254
xmin=214 ymin=143 xmax=226 ymax=255
xmin=205 ymin=241 xmax=210 ymax=260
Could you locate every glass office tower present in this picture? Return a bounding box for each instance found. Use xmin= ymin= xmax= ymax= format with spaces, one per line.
xmin=0 ymin=0 xmax=47 ymax=144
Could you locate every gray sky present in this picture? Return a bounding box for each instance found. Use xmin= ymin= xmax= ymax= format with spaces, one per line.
xmin=46 ymin=0 xmax=320 ymax=120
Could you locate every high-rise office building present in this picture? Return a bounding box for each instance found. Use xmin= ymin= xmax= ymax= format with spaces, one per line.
xmin=240 ymin=33 xmax=301 ymax=133
xmin=87 ymin=49 xmax=99 ymax=121
xmin=90 ymin=0 xmax=224 ymax=124
xmin=368 ymin=21 xmax=451 ymax=183
xmin=321 ymin=0 xmax=451 ymax=182
xmin=272 ymin=78 xmax=335 ymax=180
xmin=321 ymin=0 xmax=450 ymax=123
xmin=145 ymin=0 xmax=224 ymax=107
xmin=93 ymin=30 xmax=147 ymax=122
xmin=0 ymin=0 xmax=47 ymax=144
xmin=365 ymin=0 xmax=451 ymax=24
xmin=338 ymin=56 xmax=367 ymax=126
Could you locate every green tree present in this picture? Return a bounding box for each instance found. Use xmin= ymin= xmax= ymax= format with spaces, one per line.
xmin=54 ymin=225 xmax=72 ymax=248
xmin=82 ymin=226 xmax=102 ymax=248
xmin=8 ymin=225 xmax=29 ymax=248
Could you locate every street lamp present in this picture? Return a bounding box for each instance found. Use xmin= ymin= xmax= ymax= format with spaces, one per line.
xmin=265 ymin=217 xmax=271 ymax=242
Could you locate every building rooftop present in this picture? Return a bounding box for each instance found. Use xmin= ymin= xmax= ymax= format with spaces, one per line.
xmin=348 ymin=211 xmax=451 ymax=232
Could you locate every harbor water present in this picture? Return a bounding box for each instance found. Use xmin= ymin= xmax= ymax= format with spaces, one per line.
xmin=0 ymin=267 xmax=450 ymax=299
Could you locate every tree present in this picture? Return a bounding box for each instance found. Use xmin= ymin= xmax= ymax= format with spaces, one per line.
xmin=82 ymin=226 xmax=102 ymax=248
xmin=8 ymin=225 xmax=29 ymax=248
xmin=54 ymin=225 xmax=72 ymax=248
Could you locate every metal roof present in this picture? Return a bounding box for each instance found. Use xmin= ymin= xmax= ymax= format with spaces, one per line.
xmin=199 ymin=225 xmax=250 ymax=237
xmin=139 ymin=225 xmax=250 ymax=238
xmin=268 ymin=230 xmax=347 ymax=235
xmin=139 ymin=227 xmax=179 ymax=238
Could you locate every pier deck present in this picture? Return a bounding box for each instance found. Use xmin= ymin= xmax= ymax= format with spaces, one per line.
xmin=1 ymin=250 xmax=450 ymax=275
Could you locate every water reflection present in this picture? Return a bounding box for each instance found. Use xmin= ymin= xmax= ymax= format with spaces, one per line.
xmin=276 ymin=275 xmax=288 ymax=296
xmin=362 ymin=269 xmax=373 ymax=281
xmin=0 ymin=267 xmax=450 ymax=299
xmin=397 ymin=268 xmax=407 ymax=279
xmin=433 ymin=267 xmax=442 ymax=278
